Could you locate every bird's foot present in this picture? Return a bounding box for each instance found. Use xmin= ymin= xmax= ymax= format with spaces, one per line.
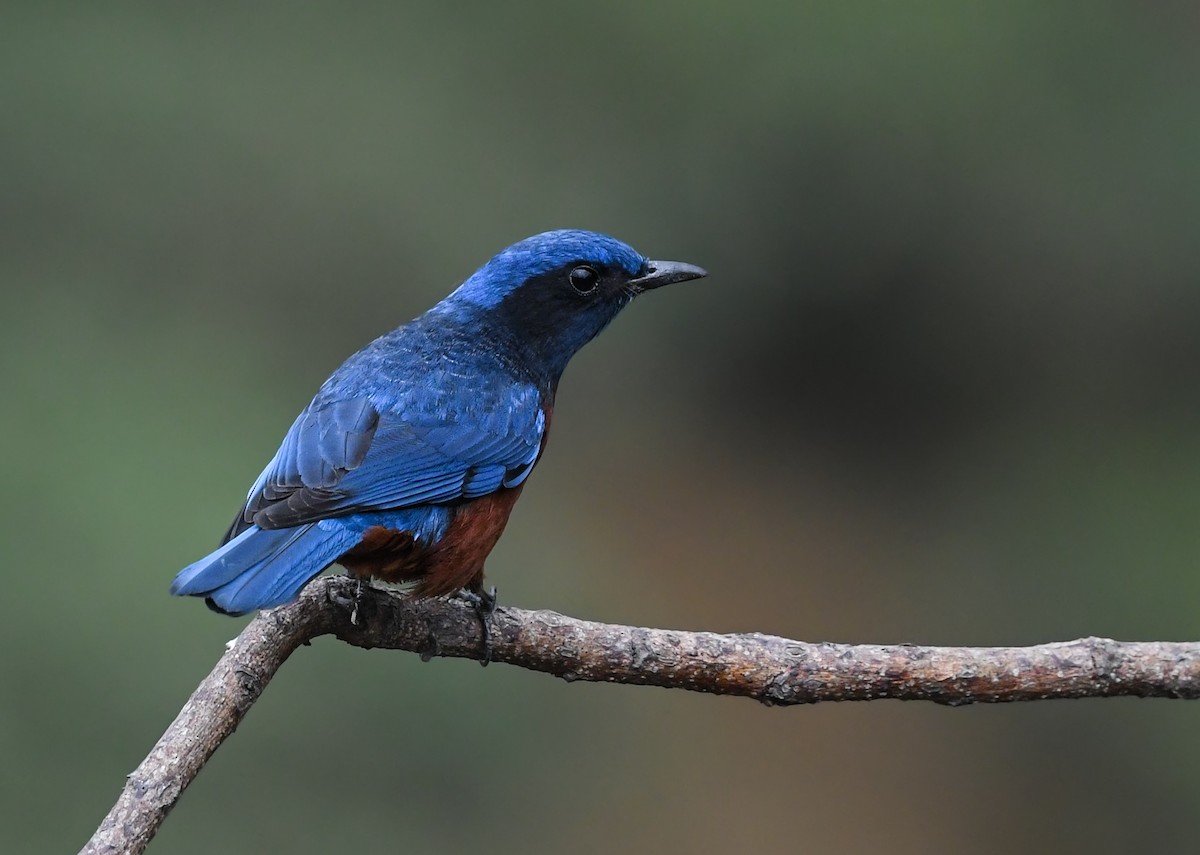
xmin=454 ymin=586 xmax=498 ymax=666
xmin=334 ymin=576 xmax=370 ymax=625
xmin=349 ymin=577 xmax=366 ymax=625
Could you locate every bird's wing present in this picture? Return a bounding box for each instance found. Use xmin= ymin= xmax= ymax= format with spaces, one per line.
xmin=224 ymin=383 xmax=545 ymax=540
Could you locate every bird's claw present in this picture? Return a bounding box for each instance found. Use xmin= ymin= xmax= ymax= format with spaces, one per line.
xmin=455 ymin=586 xmax=498 ymax=666
xmin=333 ymin=576 xmax=370 ymax=625
xmin=351 ymin=577 xmax=368 ymax=625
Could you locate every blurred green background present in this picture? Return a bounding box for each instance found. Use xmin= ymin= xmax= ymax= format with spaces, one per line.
xmin=4 ymin=3 xmax=1200 ymax=853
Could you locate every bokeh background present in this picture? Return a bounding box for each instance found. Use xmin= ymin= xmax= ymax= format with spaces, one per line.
xmin=4 ymin=3 xmax=1200 ymax=853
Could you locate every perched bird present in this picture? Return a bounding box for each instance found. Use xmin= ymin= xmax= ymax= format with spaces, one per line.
xmin=171 ymin=229 xmax=706 ymax=618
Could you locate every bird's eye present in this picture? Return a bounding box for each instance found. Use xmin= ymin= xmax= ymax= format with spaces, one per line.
xmin=568 ymin=265 xmax=599 ymax=294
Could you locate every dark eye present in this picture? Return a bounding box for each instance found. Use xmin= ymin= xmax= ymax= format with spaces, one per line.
xmin=568 ymin=265 xmax=599 ymax=294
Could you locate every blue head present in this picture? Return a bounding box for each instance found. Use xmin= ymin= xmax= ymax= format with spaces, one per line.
xmin=444 ymin=229 xmax=706 ymax=384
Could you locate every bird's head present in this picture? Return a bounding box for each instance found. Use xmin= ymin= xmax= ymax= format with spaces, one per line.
xmin=444 ymin=229 xmax=706 ymax=383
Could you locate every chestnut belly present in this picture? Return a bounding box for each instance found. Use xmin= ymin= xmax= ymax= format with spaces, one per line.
xmin=337 ymin=486 xmax=525 ymax=597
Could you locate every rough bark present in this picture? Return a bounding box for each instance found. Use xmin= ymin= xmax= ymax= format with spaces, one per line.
xmin=81 ymin=575 xmax=1200 ymax=854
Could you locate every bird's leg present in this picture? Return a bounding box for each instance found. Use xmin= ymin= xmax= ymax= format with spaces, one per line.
xmin=453 ymin=585 xmax=498 ymax=666
xmin=350 ymin=576 xmax=367 ymax=625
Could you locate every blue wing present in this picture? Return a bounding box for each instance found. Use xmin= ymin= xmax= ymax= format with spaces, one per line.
xmin=225 ymin=381 xmax=545 ymax=540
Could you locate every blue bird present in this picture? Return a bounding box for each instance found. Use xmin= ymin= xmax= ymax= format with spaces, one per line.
xmin=171 ymin=230 xmax=706 ymax=617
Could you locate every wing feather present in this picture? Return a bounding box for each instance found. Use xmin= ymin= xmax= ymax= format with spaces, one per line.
xmin=224 ymin=381 xmax=543 ymax=541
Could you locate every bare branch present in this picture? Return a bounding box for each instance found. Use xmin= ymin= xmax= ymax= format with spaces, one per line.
xmin=82 ymin=575 xmax=1200 ymax=854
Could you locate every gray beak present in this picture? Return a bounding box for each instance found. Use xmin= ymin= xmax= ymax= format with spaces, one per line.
xmin=627 ymin=259 xmax=708 ymax=290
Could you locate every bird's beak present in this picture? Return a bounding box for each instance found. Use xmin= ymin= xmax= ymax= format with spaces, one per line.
xmin=627 ymin=259 xmax=708 ymax=290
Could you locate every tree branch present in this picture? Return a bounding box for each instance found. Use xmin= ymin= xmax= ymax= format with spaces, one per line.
xmin=82 ymin=575 xmax=1200 ymax=854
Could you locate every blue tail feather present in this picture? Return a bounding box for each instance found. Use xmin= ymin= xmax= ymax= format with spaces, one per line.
xmin=171 ymin=506 xmax=454 ymax=616
xmin=170 ymin=522 xmax=359 ymax=616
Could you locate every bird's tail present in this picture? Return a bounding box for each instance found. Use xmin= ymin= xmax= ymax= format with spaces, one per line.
xmin=170 ymin=522 xmax=359 ymax=615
